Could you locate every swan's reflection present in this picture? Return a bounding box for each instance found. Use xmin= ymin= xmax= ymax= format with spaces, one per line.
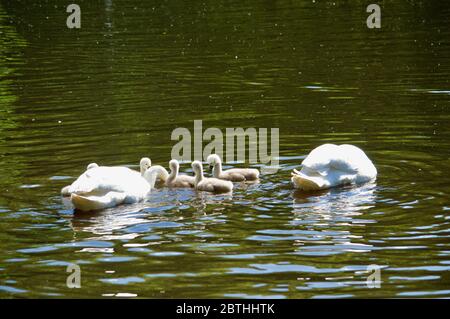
xmin=68 ymin=187 xmax=232 ymax=238
xmin=69 ymin=202 xmax=157 ymax=236
xmin=290 ymin=183 xmax=378 ymax=255
xmin=292 ymin=183 xmax=377 ymax=217
xmin=189 ymin=191 xmax=233 ymax=215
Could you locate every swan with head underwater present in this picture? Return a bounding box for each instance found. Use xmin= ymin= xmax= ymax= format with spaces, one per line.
xmin=61 ymin=159 xmax=153 ymax=196
xmin=291 ymin=144 xmax=377 ymax=191
xmin=64 ymin=157 xmax=168 ymax=211
xmin=206 ymin=154 xmax=259 ymax=182
xmin=191 ymin=160 xmax=233 ymax=193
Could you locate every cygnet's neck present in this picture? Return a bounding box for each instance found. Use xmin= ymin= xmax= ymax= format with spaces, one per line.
xmin=194 ymin=166 xmax=204 ymax=184
xmin=213 ymin=162 xmax=222 ymax=178
xmin=168 ymin=164 xmax=178 ymax=182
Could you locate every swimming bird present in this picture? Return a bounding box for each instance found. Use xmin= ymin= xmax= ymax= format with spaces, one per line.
xmin=138 ymin=157 xmax=169 ymax=184
xmin=61 ymin=158 xmax=151 ymax=197
xmin=191 ymin=160 xmax=233 ymax=193
xmin=69 ymin=164 xmax=166 ymax=211
xmin=291 ymin=144 xmax=377 ymax=191
xmin=206 ymin=154 xmax=259 ymax=182
xmin=166 ymin=159 xmax=195 ymax=188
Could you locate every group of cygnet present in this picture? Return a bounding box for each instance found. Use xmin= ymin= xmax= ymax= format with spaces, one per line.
xmin=157 ymin=156 xmax=259 ymax=193
xmin=61 ymin=154 xmax=259 ymax=211
xmin=167 ymin=155 xmax=259 ymax=192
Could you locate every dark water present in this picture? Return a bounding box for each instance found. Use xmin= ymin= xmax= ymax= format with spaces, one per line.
xmin=1 ymin=0 xmax=450 ymax=298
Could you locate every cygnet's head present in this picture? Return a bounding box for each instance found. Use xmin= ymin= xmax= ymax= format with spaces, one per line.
xmin=191 ymin=160 xmax=203 ymax=174
xmin=86 ymin=163 xmax=99 ymax=170
xmin=169 ymin=159 xmax=179 ymax=172
xmin=206 ymin=154 xmax=221 ymax=168
xmin=140 ymin=157 xmax=152 ymax=174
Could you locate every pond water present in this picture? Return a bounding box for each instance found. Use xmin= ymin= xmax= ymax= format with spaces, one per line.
xmin=0 ymin=0 xmax=450 ymax=298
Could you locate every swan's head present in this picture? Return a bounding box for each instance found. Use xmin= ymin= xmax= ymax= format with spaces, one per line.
xmin=206 ymin=154 xmax=221 ymax=168
xmin=86 ymin=163 xmax=98 ymax=170
xmin=169 ymin=159 xmax=179 ymax=172
xmin=140 ymin=157 xmax=152 ymax=175
xmin=191 ymin=160 xmax=203 ymax=175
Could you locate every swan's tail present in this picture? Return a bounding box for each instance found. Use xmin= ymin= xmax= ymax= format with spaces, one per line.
xmin=291 ymin=170 xmax=326 ymax=191
xmin=70 ymin=192 xmax=125 ymax=212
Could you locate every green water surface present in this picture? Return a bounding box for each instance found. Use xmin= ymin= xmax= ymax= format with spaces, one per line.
xmin=0 ymin=0 xmax=450 ymax=298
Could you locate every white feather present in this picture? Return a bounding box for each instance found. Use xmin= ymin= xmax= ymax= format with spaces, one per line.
xmin=292 ymin=144 xmax=377 ymax=191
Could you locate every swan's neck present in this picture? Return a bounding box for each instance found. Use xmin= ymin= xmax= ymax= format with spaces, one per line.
xmin=154 ymin=165 xmax=169 ymax=182
xmin=160 ymin=168 xmax=169 ymax=182
xmin=213 ymin=161 xmax=222 ymax=178
xmin=143 ymin=166 xmax=167 ymax=188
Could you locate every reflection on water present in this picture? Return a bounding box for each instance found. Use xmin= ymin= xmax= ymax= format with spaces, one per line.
xmin=0 ymin=0 xmax=450 ymax=298
xmin=291 ymin=184 xmax=377 ymax=256
xmin=67 ymin=188 xmax=233 ymax=237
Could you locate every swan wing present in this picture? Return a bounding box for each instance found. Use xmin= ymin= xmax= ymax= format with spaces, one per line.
xmin=68 ymin=166 xmax=148 ymax=195
xmin=338 ymin=144 xmax=377 ymax=177
xmin=301 ymin=144 xmax=359 ymax=175
xmin=301 ymin=144 xmax=337 ymax=175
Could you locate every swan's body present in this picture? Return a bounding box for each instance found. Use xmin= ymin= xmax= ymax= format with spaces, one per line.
xmin=61 ymin=158 xmax=151 ymax=197
xmin=68 ymin=166 xmax=151 ymax=211
xmin=206 ymin=154 xmax=259 ymax=182
xmin=166 ymin=159 xmax=195 ymax=188
xmin=291 ymin=144 xmax=377 ymax=191
xmin=192 ymin=161 xmax=233 ymax=193
xmin=62 ymin=157 xmax=167 ymax=211
xmin=69 ymin=165 xmax=166 ymax=211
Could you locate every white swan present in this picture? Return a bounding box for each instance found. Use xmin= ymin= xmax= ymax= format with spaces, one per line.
xmin=191 ymin=161 xmax=233 ymax=193
xmin=69 ymin=164 xmax=167 ymax=211
xmin=206 ymin=154 xmax=259 ymax=182
xmin=291 ymin=144 xmax=377 ymax=191
xmin=62 ymin=157 xmax=165 ymax=211
xmin=61 ymin=158 xmax=151 ymax=197
xmin=166 ymin=159 xmax=195 ymax=188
